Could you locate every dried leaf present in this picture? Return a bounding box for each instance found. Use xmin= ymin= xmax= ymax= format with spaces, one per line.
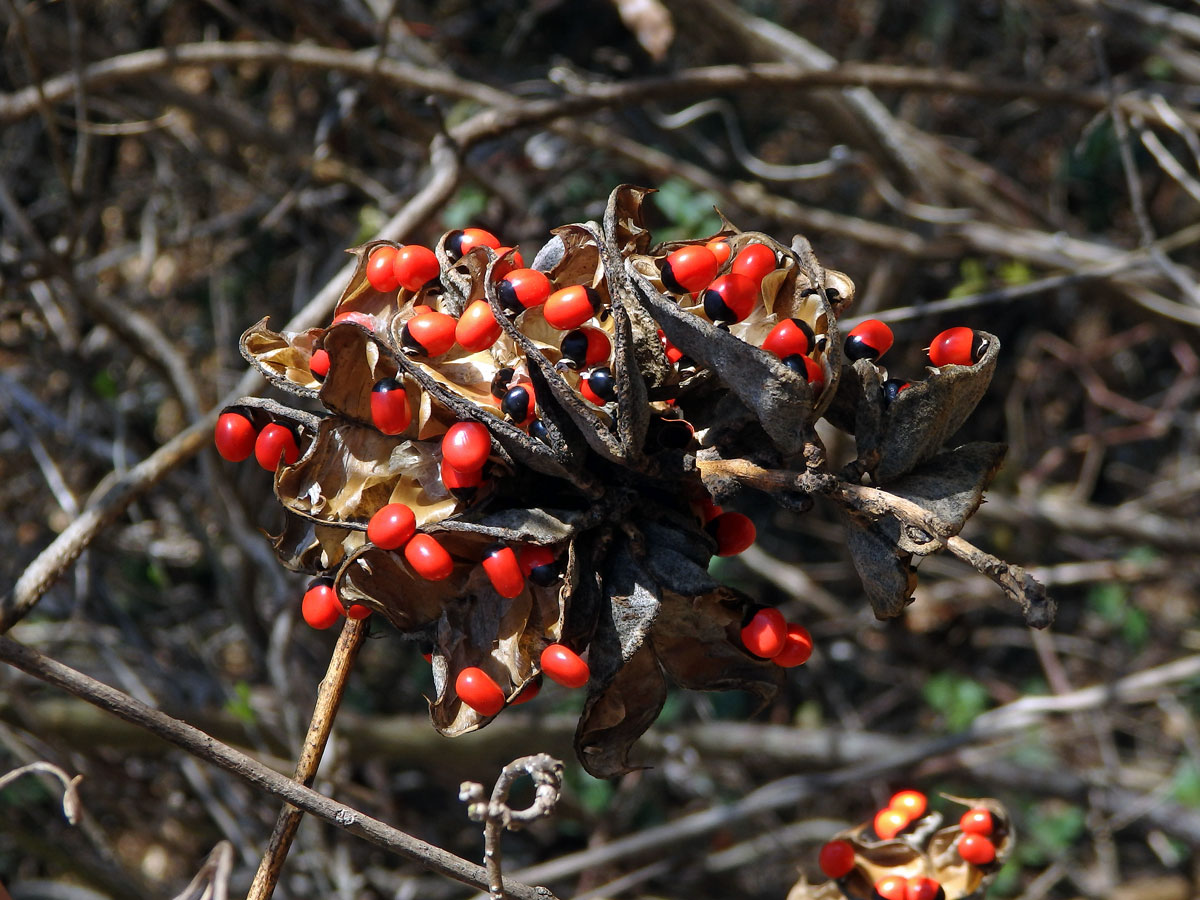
xmin=239 ymin=318 xmax=324 ymax=397
xmin=844 ymin=514 xmax=918 ymax=619
xmin=574 ymin=642 xmax=667 ymax=778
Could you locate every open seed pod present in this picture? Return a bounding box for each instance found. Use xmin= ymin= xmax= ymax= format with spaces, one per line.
xmin=221 ymin=185 xmax=1049 ymax=775
xmin=790 ymin=795 xmax=1012 ymax=899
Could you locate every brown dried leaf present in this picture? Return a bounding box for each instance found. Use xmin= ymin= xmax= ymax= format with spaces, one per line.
xmin=267 ymin=514 xmax=362 ymax=575
xmin=318 ymin=322 xmax=425 ymax=435
xmin=844 ymin=514 xmax=918 ymax=619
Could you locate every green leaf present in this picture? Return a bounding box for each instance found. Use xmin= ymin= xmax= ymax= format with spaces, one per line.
xmin=1020 ymin=802 xmax=1085 ymax=864
xmin=923 ymin=671 xmax=989 ymax=731
xmin=1170 ymin=760 xmax=1200 ymax=808
xmin=441 ymin=185 xmax=489 ymax=230
xmin=225 ymin=680 xmax=256 ymax=725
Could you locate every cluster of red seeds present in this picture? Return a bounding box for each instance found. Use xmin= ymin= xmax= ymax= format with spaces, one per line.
xmin=816 ymin=790 xmax=1005 ymax=900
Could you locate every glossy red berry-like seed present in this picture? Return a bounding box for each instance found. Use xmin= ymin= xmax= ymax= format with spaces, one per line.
xmin=871 ymin=876 xmax=908 ymax=900
xmin=401 ymin=311 xmax=457 ymax=357
xmin=344 ymin=602 xmax=372 ymax=620
xmin=518 ymin=545 xmax=559 ymax=586
xmin=405 ymin=533 xmax=454 ymax=581
xmin=662 ymin=245 xmax=720 ymax=294
xmin=446 ymin=228 xmax=501 ymax=260
xmin=455 ymin=667 xmax=504 ymax=717
xmin=331 ymin=310 xmax=376 ymax=331
xmin=393 ymin=244 xmax=440 ymax=292
xmin=873 ymin=807 xmax=909 ymax=841
xmin=889 ymin=790 xmax=928 ymax=821
xmin=657 ymin=329 xmax=684 ymax=364
xmin=781 ymin=354 xmax=825 ymax=388
xmin=957 ymin=833 xmax=996 ymax=865
xmin=544 ymin=285 xmax=602 ymax=330
xmin=580 ymin=367 xmax=616 ymax=405
xmin=740 ymin=607 xmax=786 ymax=658
xmin=845 ymin=319 xmax=895 ymax=362
xmin=441 ymin=460 xmax=482 ymax=500
xmin=540 ymin=643 xmax=590 ymax=688
xmin=696 ymin=495 xmax=723 ymax=523
xmin=928 ymin=326 xmax=987 ymax=367
xmin=497 ymin=268 xmax=552 ymax=313
xmin=482 ymin=544 xmax=524 ymax=598
xmin=366 ymin=245 xmax=401 ymax=292
xmin=309 ymin=348 xmax=330 ymax=382
xmin=491 ymin=247 xmax=524 ymax=279
xmin=730 ymin=243 xmax=776 ymax=285
xmin=441 ymin=421 xmax=491 ymax=472
xmin=762 ymin=318 xmax=815 ymax=359
xmin=456 ymin=299 xmax=503 ymax=352
xmin=882 ymin=378 xmax=911 ymax=405
xmin=370 ymin=377 xmax=412 ymax=435
xmin=367 ymin=503 xmax=416 ymax=550
xmin=510 ymin=675 xmax=541 ymax=705
xmin=906 ymin=877 xmax=946 ymax=900
xmin=707 ymin=511 xmax=756 ymax=557
xmin=705 ymin=237 xmax=732 ymax=266
xmin=702 ymin=272 xmax=758 ymax=324
xmin=500 ymin=384 xmax=536 ymax=425
xmin=302 ymin=578 xmax=342 ymax=630
xmin=559 ymin=327 xmax=611 ymax=369
xmin=254 ymin=423 xmax=299 ymax=471
xmin=773 ymin=623 xmax=813 ymax=667
xmin=214 ymin=412 xmax=257 ymax=462
xmin=817 ymin=840 xmax=856 ymax=880
xmin=960 ymin=808 xmax=995 ymax=835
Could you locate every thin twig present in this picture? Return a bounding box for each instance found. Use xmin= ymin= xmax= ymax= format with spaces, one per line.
xmin=170 ymin=841 xmax=234 ymax=900
xmin=0 ymin=760 xmax=84 ymax=825
xmin=0 ymin=634 xmax=559 ymax=900
xmin=248 ymin=616 xmax=369 ymax=900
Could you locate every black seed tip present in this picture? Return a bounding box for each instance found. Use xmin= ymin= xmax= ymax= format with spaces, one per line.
xmin=781 ymin=354 xmax=807 ymax=375
xmin=528 ymin=418 xmax=551 ymax=444
xmin=844 ymin=335 xmax=881 ymax=362
xmin=501 ymin=385 xmax=531 ymax=422
xmin=559 ymin=330 xmax=589 ymax=369
xmin=703 ymin=289 xmax=733 ymax=323
xmin=528 ymin=563 xmax=558 ymax=587
xmin=490 ymin=367 xmax=515 ymax=399
xmin=400 ymin=324 xmax=426 ymax=356
xmin=496 ymin=279 xmax=522 ymax=314
xmin=660 ymin=261 xmax=686 ymax=295
xmin=445 ymin=230 xmax=466 ymax=259
xmin=588 ymin=366 xmax=616 ymax=402
xmin=372 ymin=376 xmax=402 ymax=394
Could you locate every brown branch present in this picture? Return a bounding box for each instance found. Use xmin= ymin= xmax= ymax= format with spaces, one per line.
xmin=247 ymin=616 xmax=369 ymax=900
xmin=0 ymin=634 xmax=559 ymax=900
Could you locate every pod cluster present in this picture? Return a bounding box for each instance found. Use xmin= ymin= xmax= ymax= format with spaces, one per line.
xmin=220 ymin=186 xmax=1004 ymax=776
xmin=793 ymin=792 xmax=1013 ymax=900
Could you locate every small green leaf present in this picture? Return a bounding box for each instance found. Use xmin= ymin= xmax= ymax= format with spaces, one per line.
xmin=1170 ymin=760 xmax=1200 ymax=808
xmin=441 ymin=185 xmax=489 ymax=230
xmin=225 ymin=680 xmax=256 ymax=726
xmin=923 ymin=671 xmax=989 ymax=731
xmin=91 ymin=370 xmax=118 ymax=400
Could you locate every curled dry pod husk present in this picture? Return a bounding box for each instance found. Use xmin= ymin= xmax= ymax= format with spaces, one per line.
xmin=240 ymin=319 xmax=325 ymax=396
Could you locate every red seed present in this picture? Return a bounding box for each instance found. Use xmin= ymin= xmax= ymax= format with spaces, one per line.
xmin=559 ymin=326 xmax=611 ymax=369
xmin=741 ymin=608 xmax=786 ymax=658
xmin=401 ymin=311 xmax=457 ymax=357
xmin=344 ymin=602 xmax=371 ymax=620
xmin=497 ymin=268 xmax=552 ymax=313
xmin=959 ymin=808 xmax=994 ymax=836
xmin=817 ymin=840 xmax=856 ymax=880
xmin=510 ymin=676 xmax=541 ymax=705
xmin=578 ymin=373 xmax=606 ymax=406
xmin=657 ymin=329 xmax=684 ymax=364
xmin=370 ymin=377 xmax=412 ymax=435
xmin=540 ymin=643 xmax=590 ymax=688
xmin=662 ymin=245 xmax=720 ymax=294
xmin=889 ymin=790 xmax=927 ymax=821
xmin=730 ymin=243 xmax=776 ymax=285
xmin=366 ymin=245 xmax=400 ymax=292
xmin=705 ymin=238 xmax=732 ymax=266
xmin=404 ymin=534 xmax=454 ymax=580
xmin=873 ymin=808 xmax=908 ymax=841
xmin=695 ymin=495 xmax=723 ymax=523
xmin=518 ymin=545 xmax=558 ymax=586
xmin=302 ymin=580 xmax=342 ymax=630
xmin=928 ymin=326 xmax=984 ymax=367
xmin=330 ymin=310 xmax=375 ymax=331
xmin=701 ymin=273 xmax=758 ymax=324
xmin=543 ymin=285 xmax=602 ymax=330
xmin=482 ymin=545 xmax=524 ymax=598
xmin=441 ymin=460 xmax=482 ymax=498
xmin=455 ymin=299 xmax=503 ymax=352
xmin=214 ymin=412 xmax=257 ymax=462
xmin=871 ymin=876 xmax=908 ymax=900
xmin=455 ymin=666 xmax=505 ymax=716
xmin=254 ymin=423 xmax=299 ymax=471
xmin=762 ymin=318 xmax=815 ymax=359
xmin=957 ymin=833 xmax=996 ymax=866
xmin=500 ymin=383 xmax=536 ymax=425
xmin=491 ymin=247 xmax=525 ymax=279
xmin=781 ymin=354 xmax=825 ymax=388
xmin=906 ymin=876 xmax=946 ymax=900
xmin=707 ymin=511 xmax=756 ymax=557
xmin=366 ymin=503 xmax=416 ymax=550
xmin=845 ymin=319 xmax=895 ymax=362
xmin=447 ymin=228 xmax=500 ymax=260
xmin=441 ymin=421 xmax=492 ymax=472
xmin=393 ymin=244 xmax=440 ymax=292
xmin=772 ymin=623 xmax=813 ymax=668
xmin=309 ymin=348 xmax=330 ymax=381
